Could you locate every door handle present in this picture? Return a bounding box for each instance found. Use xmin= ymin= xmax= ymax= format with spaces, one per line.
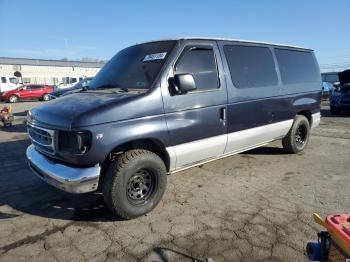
xmin=220 ymin=107 xmax=227 ymax=122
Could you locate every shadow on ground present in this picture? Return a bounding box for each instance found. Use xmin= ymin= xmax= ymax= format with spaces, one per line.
xmin=13 ymin=111 xmax=28 ymax=117
xmin=0 ymin=142 xmax=290 ymax=223
xmin=0 ymin=139 xmax=121 ymax=222
xmin=243 ymin=146 xmax=288 ymax=155
xmin=144 ymin=247 xmax=205 ymax=262
xmin=0 ymin=122 xmax=27 ymax=133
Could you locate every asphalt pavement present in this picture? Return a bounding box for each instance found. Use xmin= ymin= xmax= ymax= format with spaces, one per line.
xmin=0 ymin=101 xmax=349 ymax=261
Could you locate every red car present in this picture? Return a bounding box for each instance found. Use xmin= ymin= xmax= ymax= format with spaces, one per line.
xmin=0 ymin=85 xmax=53 ymax=103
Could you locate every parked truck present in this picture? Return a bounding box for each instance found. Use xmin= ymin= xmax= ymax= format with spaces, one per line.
xmin=0 ymin=76 xmax=20 ymax=93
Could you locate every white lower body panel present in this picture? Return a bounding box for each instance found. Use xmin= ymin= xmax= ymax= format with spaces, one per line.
xmin=224 ymin=119 xmax=293 ymax=154
xmin=311 ymin=112 xmax=321 ymax=128
xmin=167 ymin=119 xmax=294 ymax=172
xmin=168 ymin=134 xmax=227 ymax=170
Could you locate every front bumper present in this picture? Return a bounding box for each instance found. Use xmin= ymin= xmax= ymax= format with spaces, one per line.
xmin=26 ymin=145 xmax=100 ymax=193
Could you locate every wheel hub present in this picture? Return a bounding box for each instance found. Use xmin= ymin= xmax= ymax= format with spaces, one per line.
xmin=295 ymin=125 xmax=307 ymax=148
xmin=127 ymin=169 xmax=153 ymax=203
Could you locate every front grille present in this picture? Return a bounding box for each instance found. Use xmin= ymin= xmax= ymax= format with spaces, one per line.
xmin=27 ymin=124 xmax=55 ymax=154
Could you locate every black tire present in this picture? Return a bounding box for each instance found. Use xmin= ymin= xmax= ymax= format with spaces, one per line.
xmin=282 ymin=115 xmax=310 ymax=154
xmin=8 ymin=95 xmax=18 ymax=103
xmin=102 ymin=149 xmax=167 ymax=219
xmin=42 ymin=93 xmax=49 ymax=101
xmin=330 ymin=106 xmax=340 ymax=115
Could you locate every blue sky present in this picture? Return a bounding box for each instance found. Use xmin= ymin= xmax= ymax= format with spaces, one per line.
xmin=0 ymin=0 xmax=349 ymax=69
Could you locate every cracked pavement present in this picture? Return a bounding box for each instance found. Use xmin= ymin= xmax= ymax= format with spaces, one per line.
xmin=0 ymin=102 xmax=349 ymax=261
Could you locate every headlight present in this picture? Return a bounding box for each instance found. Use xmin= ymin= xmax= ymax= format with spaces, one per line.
xmin=58 ymin=131 xmax=92 ymax=154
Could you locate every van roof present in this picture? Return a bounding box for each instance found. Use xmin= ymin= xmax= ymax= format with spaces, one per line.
xmin=141 ymin=37 xmax=312 ymax=51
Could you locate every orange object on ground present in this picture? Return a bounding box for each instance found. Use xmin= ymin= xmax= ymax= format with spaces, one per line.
xmin=313 ymin=213 xmax=350 ymax=257
xmin=326 ymin=214 xmax=350 ymax=246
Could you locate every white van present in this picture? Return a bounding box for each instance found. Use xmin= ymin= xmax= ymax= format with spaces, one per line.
xmin=0 ymin=76 xmax=20 ymax=93
xmin=58 ymin=76 xmax=84 ymax=89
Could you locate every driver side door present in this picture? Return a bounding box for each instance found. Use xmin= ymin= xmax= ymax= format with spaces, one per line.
xmin=161 ymin=40 xmax=228 ymax=170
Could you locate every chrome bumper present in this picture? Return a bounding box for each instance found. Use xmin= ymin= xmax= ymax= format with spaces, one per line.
xmin=26 ymin=145 xmax=100 ymax=193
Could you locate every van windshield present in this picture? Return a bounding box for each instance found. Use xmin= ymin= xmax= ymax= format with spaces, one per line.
xmin=89 ymin=41 xmax=176 ymax=91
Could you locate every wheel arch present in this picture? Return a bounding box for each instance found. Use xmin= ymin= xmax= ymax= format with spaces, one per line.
xmin=296 ymin=110 xmax=312 ymax=126
xmin=100 ymin=138 xmax=171 ymax=183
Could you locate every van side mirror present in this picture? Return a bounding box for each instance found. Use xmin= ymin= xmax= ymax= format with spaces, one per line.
xmin=174 ymin=74 xmax=196 ymax=93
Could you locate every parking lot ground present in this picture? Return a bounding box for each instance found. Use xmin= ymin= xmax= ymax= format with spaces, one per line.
xmin=0 ymin=101 xmax=350 ymax=261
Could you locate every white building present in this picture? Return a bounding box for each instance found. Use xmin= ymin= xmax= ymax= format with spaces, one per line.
xmin=0 ymin=57 xmax=104 ymax=85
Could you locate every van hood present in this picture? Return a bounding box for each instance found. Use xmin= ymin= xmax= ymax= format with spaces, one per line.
xmin=338 ymin=70 xmax=350 ymax=86
xmin=29 ymin=90 xmax=149 ymax=128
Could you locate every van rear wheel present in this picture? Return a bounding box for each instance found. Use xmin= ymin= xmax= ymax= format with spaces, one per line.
xmin=102 ymin=149 xmax=167 ymax=219
xmin=282 ymin=115 xmax=310 ymax=154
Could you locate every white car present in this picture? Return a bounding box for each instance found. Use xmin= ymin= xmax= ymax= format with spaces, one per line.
xmin=0 ymin=76 xmax=20 ymax=93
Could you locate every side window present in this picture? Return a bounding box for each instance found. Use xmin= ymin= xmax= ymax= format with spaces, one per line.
xmin=275 ymin=49 xmax=319 ymax=84
xmin=224 ymin=45 xmax=278 ymax=88
xmin=30 ymin=85 xmax=41 ymax=90
xmin=9 ymin=77 xmax=18 ymax=84
xmin=175 ymin=47 xmax=218 ymax=91
xmin=1 ymin=77 xmax=7 ymax=83
xmin=71 ymin=78 xmax=77 ymax=83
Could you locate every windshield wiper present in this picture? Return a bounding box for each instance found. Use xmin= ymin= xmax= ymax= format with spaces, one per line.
xmin=94 ymin=84 xmax=129 ymax=92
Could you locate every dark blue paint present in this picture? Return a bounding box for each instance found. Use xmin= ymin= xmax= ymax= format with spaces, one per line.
xmin=27 ymin=38 xmax=322 ymax=168
xmin=160 ymin=39 xmax=228 ymax=146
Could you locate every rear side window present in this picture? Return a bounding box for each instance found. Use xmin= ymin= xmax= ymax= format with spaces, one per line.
xmin=224 ymin=45 xmax=278 ymax=88
xmin=275 ymin=49 xmax=319 ymax=84
xmin=175 ymin=47 xmax=218 ymax=90
xmin=1 ymin=77 xmax=6 ymax=83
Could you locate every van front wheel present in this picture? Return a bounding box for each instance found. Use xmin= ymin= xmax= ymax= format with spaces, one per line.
xmin=102 ymin=149 xmax=167 ymax=219
xmin=282 ymin=115 xmax=310 ymax=154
